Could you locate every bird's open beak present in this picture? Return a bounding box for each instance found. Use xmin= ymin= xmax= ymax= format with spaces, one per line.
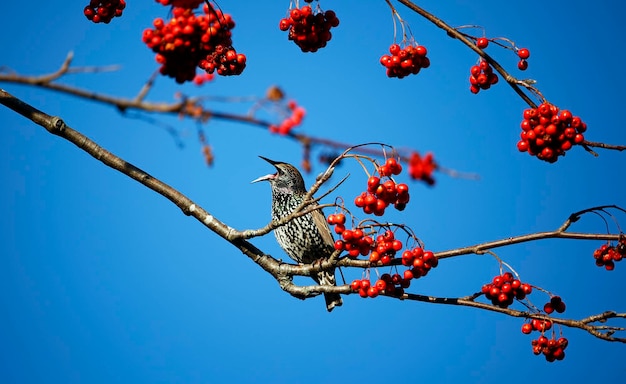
xmin=251 ymin=173 xmax=275 ymax=183
xmin=258 ymin=156 xmax=279 ymax=166
xmin=251 ymin=156 xmax=279 ymax=183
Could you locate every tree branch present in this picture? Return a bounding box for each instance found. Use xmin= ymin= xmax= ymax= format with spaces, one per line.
xmin=404 ymin=292 xmax=626 ymax=342
xmin=0 ymin=53 xmax=473 ymax=177
xmin=395 ymin=0 xmax=626 ymax=155
xmin=395 ymin=0 xmax=536 ymax=107
xmin=2 ymin=89 xmax=623 ymax=343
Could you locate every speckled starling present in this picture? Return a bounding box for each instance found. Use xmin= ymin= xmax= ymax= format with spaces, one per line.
xmin=252 ymin=156 xmax=343 ymax=312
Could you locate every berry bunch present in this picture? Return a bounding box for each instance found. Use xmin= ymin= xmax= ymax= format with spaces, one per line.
xmin=329 ymin=221 xmax=438 ymax=298
xmin=380 ymin=43 xmax=431 ymax=78
xmin=328 ymin=214 xmax=438 ymax=273
xmin=517 ymin=102 xmax=587 ymax=163
xmin=521 ymin=315 xmax=567 ymax=362
xmin=469 ymin=60 xmax=498 ymax=94
xmin=155 ymin=0 xmax=203 ymax=8
xmin=269 ymin=100 xmax=306 ymax=135
xmin=593 ymin=239 xmax=625 ymax=270
xmin=327 ymin=213 xmax=346 ymax=234
xmin=83 ymin=0 xmax=126 ymax=23
xmin=408 ymin=151 xmax=436 ymax=185
xmin=377 ymin=157 xmax=402 ymax=177
xmin=142 ymin=4 xmax=245 ymax=83
xmin=351 ymin=278 xmax=374 ymax=298
xmin=354 ymin=158 xmax=409 ymax=215
xmin=517 ymin=47 xmax=530 ymax=70
xmin=198 ymin=44 xmax=247 ymax=76
xmin=481 ymin=272 xmax=532 ymax=308
xmin=521 ymin=318 xmax=553 ymax=334
xmin=328 ymin=214 xmax=374 ymax=258
xmin=531 ymin=335 xmax=568 ymax=362
xmin=192 ymin=72 xmax=215 ymax=86
xmin=368 ymin=230 xmax=403 ymax=265
xmin=279 ymin=5 xmax=339 ymax=52
xmin=351 ymin=273 xmax=411 ymax=299
xmin=543 ymin=296 xmax=566 ymax=314
xmin=400 ymin=246 xmax=438 ymax=279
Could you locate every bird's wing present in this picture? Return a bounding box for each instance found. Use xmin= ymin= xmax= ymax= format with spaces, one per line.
xmin=312 ymin=206 xmax=335 ymax=247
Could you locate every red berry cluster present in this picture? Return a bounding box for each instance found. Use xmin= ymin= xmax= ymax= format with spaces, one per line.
xmin=368 ymin=230 xmax=404 ymax=265
xmin=349 ymin=247 xmax=437 ymax=299
xmin=400 ymin=246 xmax=438 ymax=279
xmin=380 ymin=43 xmax=430 ymax=79
xmin=531 ymin=335 xmax=568 ymax=362
xmin=517 ymin=47 xmax=530 ymax=70
xmin=328 ymin=214 xmax=374 ymax=258
xmin=469 ymin=60 xmax=498 ymax=94
xmin=329 ymin=219 xmax=438 ymax=299
xmin=354 ymin=159 xmax=409 ymax=215
xmin=408 ymin=151 xmax=436 ymax=185
xmin=269 ymin=100 xmax=306 ymax=135
xmin=328 ymin=224 xmax=400 ymax=265
xmin=481 ymin=272 xmax=532 ymax=308
xmin=279 ymin=5 xmax=339 ymax=52
xmin=543 ymin=295 xmax=566 ymax=314
xmin=192 ymin=72 xmax=215 ymax=86
xmin=351 ymin=273 xmax=410 ymax=299
xmin=378 ymin=157 xmax=403 ymax=178
xmin=83 ymin=0 xmax=125 ymax=23
xmin=155 ymin=0 xmax=203 ymax=8
xmin=521 ymin=317 xmax=567 ymax=362
xmin=521 ymin=318 xmax=553 ymax=334
xmin=329 ymin=215 xmax=439 ymax=272
xmin=142 ymin=4 xmax=245 ymax=83
xmin=199 ymin=44 xmax=247 ymax=76
xmin=593 ymin=239 xmax=625 ymax=270
xmin=517 ymin=102 xmax=587 ymax=163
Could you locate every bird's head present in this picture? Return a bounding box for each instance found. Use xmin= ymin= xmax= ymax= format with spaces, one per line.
xmin=251 ymin=156 xmax=306 ymax=193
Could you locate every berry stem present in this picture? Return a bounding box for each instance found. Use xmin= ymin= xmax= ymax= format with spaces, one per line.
xmin=401 ymin=291 xmax=626 ymax=342
xmin=395 ymin=0 xmax=538 ymax=108
xmin=583 ymin=140 xmax=626 ymax=152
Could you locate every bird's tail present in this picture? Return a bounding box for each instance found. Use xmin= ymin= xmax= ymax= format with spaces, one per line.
xmin=316 ymin=269 xmax=343 ymax=312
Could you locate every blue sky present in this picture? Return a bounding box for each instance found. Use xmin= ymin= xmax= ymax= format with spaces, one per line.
xmin=1 ymin=1 xmax=625 ymax=383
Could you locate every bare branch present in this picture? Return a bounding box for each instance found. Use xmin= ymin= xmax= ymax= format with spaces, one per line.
xmin=402 ymin=293 xmax=626 ymax=342
xmin=2 ymin=88 xmax=624 ymax=345
xmin=0 ymin=87 xmax=278 ymax=275
xmin=0 ymin=55 xmax=471 ymax=176
xmin=583 ymin=140 xmax=626 ymax=152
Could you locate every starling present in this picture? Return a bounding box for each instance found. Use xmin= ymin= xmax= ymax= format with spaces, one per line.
xmin=252 ymin=156 xmax=343 ymax=312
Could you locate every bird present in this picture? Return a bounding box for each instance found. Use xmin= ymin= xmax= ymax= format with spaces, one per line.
xmin=252 ymin=156 xmax=343 ymax=312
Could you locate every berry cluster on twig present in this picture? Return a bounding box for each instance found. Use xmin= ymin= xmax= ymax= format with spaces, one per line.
xmin=279 ymin=3 xmax=339 ymax=52
xmin=84 ymin=0 xmax=126 ymax=23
